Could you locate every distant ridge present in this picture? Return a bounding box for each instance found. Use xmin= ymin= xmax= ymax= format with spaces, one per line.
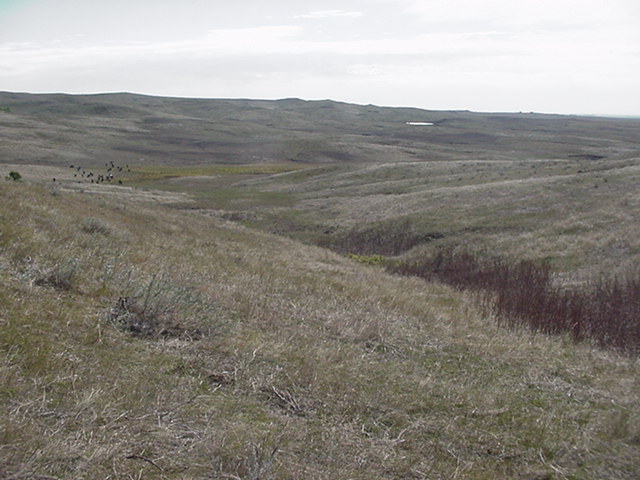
xmin=1 ymin=91 xmax=639 ymax=167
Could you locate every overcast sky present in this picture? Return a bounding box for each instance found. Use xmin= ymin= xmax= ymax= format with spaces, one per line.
xmin=1 ymin=0 xmax=639 ymax=115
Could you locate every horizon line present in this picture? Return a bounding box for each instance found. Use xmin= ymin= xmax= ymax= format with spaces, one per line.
xmin=1 ymin=89 xmax=639 ymax=119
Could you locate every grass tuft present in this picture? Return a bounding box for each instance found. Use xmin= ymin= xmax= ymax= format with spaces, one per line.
xmin=106 ymin=271 xmax=223 ymax=340
xmin=80 ymin=216 xmax=111 ymax=236
xmin=33 ymin=257 xmax=80 ymax=291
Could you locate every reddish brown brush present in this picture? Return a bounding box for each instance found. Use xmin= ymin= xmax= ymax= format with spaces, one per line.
xmin=390 ymin=248 xmax=640 ymax=354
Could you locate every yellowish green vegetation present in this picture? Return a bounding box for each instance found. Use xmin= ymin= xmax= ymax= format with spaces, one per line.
xmin=120 ymin=164 xmax=306 ymax=210
xmin=2 ymin=179 xmax=639 ymax=480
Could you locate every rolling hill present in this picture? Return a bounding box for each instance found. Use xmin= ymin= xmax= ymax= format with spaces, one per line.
xmin=1 ymin=92 xmax=639 ymax=479
xmin=1 ymin=91 xmax=639 ymax=167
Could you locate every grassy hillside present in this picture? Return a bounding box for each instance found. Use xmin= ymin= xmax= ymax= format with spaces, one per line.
xmin=240 ymin=155 xmax=640 ymax=280
xmin=2 ymin=93 xmax=638 ymax=280
xmin=1 ymin=92 xmax=639 ymax=168
xmin=1 ymin=175 xmax=639 ymax=479
xmin=2 ymin=92 xmax=640 ymax=478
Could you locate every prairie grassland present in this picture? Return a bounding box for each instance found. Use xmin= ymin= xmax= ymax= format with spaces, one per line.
xmin=3 ymin=92 xmax=640 ymax=168
xmin=123 ymin=163 xmax=308 ymax=184
xmin=240 ymin=157 xmax=640 ymax=280
xmin=117 ymin=164 xmax=306 ymax=210
xmin=1 ymin=180 xmax=639 ymax=479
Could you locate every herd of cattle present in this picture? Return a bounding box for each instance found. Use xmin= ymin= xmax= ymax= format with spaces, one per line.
xmin=53 ymin=161 xmax=131 ymax=185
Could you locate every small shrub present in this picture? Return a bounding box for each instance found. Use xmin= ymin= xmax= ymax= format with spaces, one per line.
xmin=81 ymin=217 xmax=111 ymax=236
xmin=106 ymin=272 xmax=222 ymax=340
xmin=34 ymin=258 xmax=80 ymax=291
xmin=6 ymin=171 xmax=22 ymax=181
xmin=584 ymin=271 xmax=640 ymax=352
xmin=347 ymin=253 xmax=386 ymax=266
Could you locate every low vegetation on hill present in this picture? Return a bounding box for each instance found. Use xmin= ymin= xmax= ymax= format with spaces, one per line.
xmin=1 ymin=93 xmax=640 ymax=479
xmin=388 ymin=248 xmax=640 ymax=354
xmin=1 ymin=178 xmax=639 ymax=480
xmin=2 ymin=92 xmax=639 ymax=168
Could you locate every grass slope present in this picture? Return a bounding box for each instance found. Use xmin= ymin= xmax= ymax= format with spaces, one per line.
xmin=4 ymin=93 xmax=636 ymax=281
xmin=2 ymin=180 xmax=639 ymax=479
xmin=219 ymin=155 xmax=640 ymax=285
xmin=1 ymin=92 xmax=639 ymax=168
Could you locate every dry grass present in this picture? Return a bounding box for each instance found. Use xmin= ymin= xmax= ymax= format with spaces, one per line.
xmin=123 ymin=164 xmax=306 ymax=183
xmin=3 ymin=94 xmax=640 ymax=479
xmin=242 ymin=156 xmax=640 ymax=283
xmin=2 ymin=180 xmax=640 ymax=479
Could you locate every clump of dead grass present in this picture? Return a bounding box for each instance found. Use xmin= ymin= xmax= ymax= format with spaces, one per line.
xmin=80 ymin=216 xmax=111 ymax=236
xmin=31 ymin=257 xmax=81 ymax=291
xmin=106 ymin=271 xmax=223 ymax=340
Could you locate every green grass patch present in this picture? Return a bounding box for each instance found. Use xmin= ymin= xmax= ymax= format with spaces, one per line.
xmin=346 ymin=253 xmax=386 ymax=266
